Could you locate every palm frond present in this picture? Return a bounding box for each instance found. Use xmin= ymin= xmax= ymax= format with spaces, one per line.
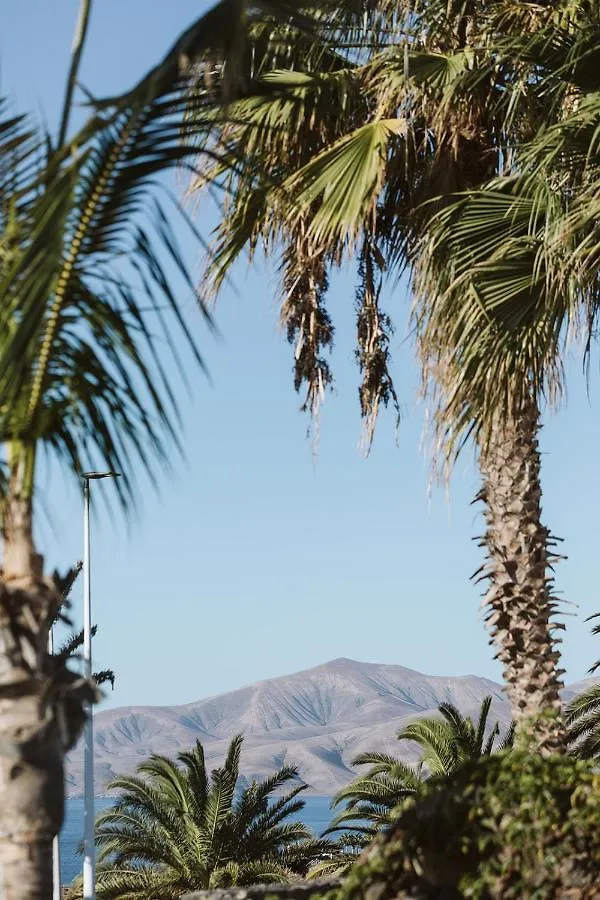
xmin=2 ymin=0 xmax=336 ymax=511
xmin=586 ymin=613 xmax=600 ymax=674
xmin=566 ymin=682 xmax=600 ymax=757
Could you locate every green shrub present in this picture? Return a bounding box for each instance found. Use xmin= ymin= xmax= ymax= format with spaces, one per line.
xmin=333 ymin=752 xmax=600 ymax=900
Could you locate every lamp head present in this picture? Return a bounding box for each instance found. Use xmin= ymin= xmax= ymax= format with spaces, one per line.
xmin=82 ymin=471 xmax=121 ymax=480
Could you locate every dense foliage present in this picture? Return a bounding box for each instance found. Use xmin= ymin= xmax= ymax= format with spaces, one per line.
xmin=334 ymin=752 xmax=600 ymax=899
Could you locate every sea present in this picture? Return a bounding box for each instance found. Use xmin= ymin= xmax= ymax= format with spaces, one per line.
xmin=60 ymin=795 xmax=335 ymax=888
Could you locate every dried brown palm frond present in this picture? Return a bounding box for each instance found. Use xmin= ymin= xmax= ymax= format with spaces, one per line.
xmin=355 ymin=237 xmax=400 ymax=454
xmin=280 ymin=224 xmax=334 ymax=430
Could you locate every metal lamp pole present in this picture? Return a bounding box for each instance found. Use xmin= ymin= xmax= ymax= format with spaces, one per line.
xmin=82 ymin=471 xmax=120 ymax=900
xmin=48 ymin=623 xmax=62 ymax=900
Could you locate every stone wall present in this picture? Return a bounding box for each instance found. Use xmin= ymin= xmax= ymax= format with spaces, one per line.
xmin=181 ymin=877 xmax=342 ymax=900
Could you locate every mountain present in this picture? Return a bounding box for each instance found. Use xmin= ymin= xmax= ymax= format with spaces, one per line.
xmin=65 ymin=658 xmax=592 ymax=797
xmin=66 ymin=658 xmax=508 ymax=796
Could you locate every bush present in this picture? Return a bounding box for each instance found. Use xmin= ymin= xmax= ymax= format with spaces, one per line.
xmin=334 ymin=752 xmax=600 ymax=899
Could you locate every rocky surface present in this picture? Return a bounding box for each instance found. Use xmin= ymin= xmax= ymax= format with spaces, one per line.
xmin=180 ymin=878 xmax=342 ymax=900
xmin=65 ymin=657 xmax=594 ymax=797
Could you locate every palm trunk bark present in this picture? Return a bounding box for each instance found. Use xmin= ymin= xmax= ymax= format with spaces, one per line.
xmin=0 ymin=682 xmax=63 ymax=899
xmin=0 ymin=457 xmax=64 ymax=899
xmin=477 ymin=397 xmax=565 ymax=754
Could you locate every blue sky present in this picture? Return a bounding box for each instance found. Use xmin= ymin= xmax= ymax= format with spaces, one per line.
xmin=3 ymin=1 xmax=600 ymax=711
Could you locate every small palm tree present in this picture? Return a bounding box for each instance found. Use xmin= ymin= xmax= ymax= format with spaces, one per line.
xmin=67 ymin=734 xmax=330 ymax=899
xmin=313 ymin=697 xmax=514 ymax=876
xmin=567 ymin=614 xmax=600 ymax=759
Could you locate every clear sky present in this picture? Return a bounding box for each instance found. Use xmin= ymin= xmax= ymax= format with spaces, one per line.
xmin=2 ymin=1 xmax=600 ymax=712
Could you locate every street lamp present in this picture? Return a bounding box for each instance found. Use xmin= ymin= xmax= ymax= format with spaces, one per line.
xmin=82 ymin=471 xmax=120 ymax=900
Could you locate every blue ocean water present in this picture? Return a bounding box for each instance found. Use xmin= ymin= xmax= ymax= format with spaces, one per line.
xmin=61 ymin=795 xmax=334 ymax=888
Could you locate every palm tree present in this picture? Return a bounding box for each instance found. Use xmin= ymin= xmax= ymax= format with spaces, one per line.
xmin=567 ymin=614 xmax=600 ymax=759
xmin=410 ymin=2 xmax=600 ymax=749
xmin=186 ymin=1 xmax=573 ymax=751
xmin=312 ymin=697 xmax=513 ymax=876
xmin=66 ymin=734 xmax=330 ymax=899
xmin=0 ymin=1 xmax=308 ymax=893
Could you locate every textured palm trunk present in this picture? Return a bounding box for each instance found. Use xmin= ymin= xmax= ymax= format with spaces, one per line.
xmin=0 ymin=467 xmax=64 ymax=898
xmin=477 ymin=398 xmax=565 ymax=754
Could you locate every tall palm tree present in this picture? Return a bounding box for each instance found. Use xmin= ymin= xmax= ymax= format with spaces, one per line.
xmin=0 ymin=1 xmax=308 ymax=894
xmin=186 ymin=0 xmax=573 ymax=751
xmin=67 ymin=734 xmax=329 ymax=899
xmin=410 ymin=1 xmax=600 ymax=749
xmin=312 ymin=697 xmax=513 ymax=877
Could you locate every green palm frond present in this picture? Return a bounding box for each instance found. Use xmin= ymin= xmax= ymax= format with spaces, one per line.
xmin=437 ymin=702 xmax=479 ymax=756
xmin=413 ymin=175 xmax=576 ymax=461
xmin=178 ymin=740 xmax=209 ymax=821
xmin=244 ymin=820 xmax=313 ymax=857
xmin=325 ymin=800 xmax=395 ymax=834
xmin=399 ymin=718 xmax=459 ymax=776
xmin=350 ymin=750 xmax=408 ymax=770
xmin=498 ymin=722 xmax=516 ymax=752
xmin=283 ymin=118 xmax=406 ymax=249
xmin=211 ymin=857 xmax=293 ymax=887
xmin=324 ymin=747 xmax=422 ymax=842
xmin=587 ymin=613 xmax=600 ymax=674
xmin=474 ymin=696 xmax=493 ymax=752
xmin=80 ymin=862 xmax=185 ymax=900
xmin=238 ymin=787 xmax=306 ymax=839
xmin=0 ymin=102 xmax=204 ymax=509
xmin=333 ymin=772 xmax=420 ymax=810
xmin=200 ymin=739 xmax=241 ymax=859
xmin=566 ymin=671 xmax=600 ymax=755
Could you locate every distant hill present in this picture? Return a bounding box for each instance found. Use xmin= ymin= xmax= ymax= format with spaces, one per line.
xmin=65 ymin=657 xmax=594 ymax=797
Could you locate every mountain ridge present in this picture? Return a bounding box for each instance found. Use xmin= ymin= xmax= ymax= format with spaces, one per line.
xmin=66 ymin=657 xmax=594 ymax=797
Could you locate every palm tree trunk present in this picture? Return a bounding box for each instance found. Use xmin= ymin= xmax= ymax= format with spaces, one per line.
xmin=2 ymin=484 xmax=39 ymax=585
xmin=0 ymin=685 xmax=63 ymax=899
xmin=477 ymin=396 xmax=565 ymax=754
xmin=0 ymin=452 xmax=64 ymax=898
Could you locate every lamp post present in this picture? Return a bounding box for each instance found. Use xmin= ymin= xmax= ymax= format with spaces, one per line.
xmin=82 ymin=471 xmax=120 ymax=900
